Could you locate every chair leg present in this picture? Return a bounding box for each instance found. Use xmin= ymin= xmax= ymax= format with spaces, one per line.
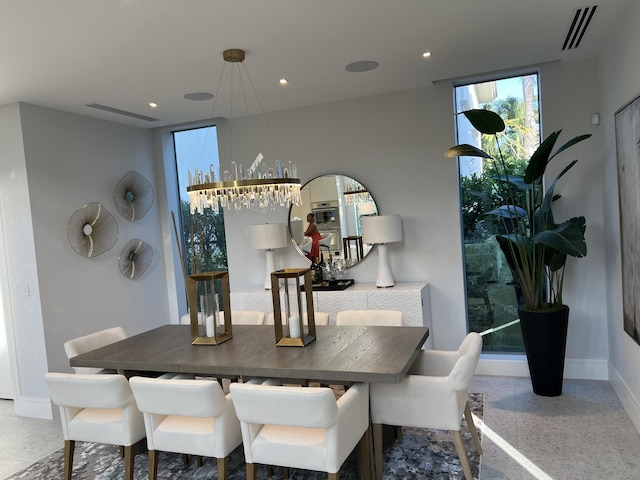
xmin=283 ymin=467 xmax=290 ymax=479
xmin=149 ymin=450 xmax=159 ymax=480
xmin=123 ymin=445 xmax=136 ymax=480
xmin=451 ymin=430 xmax=473 ymax=480
xmin=63 ymin=439 xmax=75 ymax=480
xmin=328 ymin=473 xmax=339 ymax=480
xmin=196 ymin=456 xmax=203 ymax=467
xmin=217 ymin=457 xmax=228 ymax=480
xmin=395 ymin=426 xmax=403 ymax=444
xmin=358 ymin=426 xmax=372 ymax=480
xmin=464 ymin=401 xmax=482 ymax=454
xmin=181 ymin=454 xmax=189 ymax=465
xmin=247 ymin=463 xmax=257 ymax=480
xmin=372 ymin=423 xmax=384 ymax=480
xmin=266 ymin=465 xmax=274 ymax=477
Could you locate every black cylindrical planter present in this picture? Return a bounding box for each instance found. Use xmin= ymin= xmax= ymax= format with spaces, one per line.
xmin=519 ymin=306 xmax=569 ymax=397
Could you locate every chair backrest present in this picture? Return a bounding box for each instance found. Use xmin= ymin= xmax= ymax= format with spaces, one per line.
xmin=449 ymin=332 xmax=482 ymax=390
xmin=266 ymin=311 xmax=330 ymax=326
xmin=45 ymin=372 xmax=145 ymax=445
xmin=64 ymin=327 xmax=127 ymax=373
xmin=181 ymin=311 xmax=265 ymax=325
xmin=336 ymin=309 xmax=403 ymax=326
xmin=129 ymin=376 xmax=228 ymax=419
xmin=230 ymin=383 xmax=339 ymax=428
xmin=230 ymin=311 xmax=266 ymax=325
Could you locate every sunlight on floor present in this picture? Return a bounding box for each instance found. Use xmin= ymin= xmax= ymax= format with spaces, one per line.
xmin=473 ymin=413 xmax=554 ymax=480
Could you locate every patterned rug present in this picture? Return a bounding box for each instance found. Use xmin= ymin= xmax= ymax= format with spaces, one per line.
xmin=8 ymin=394 xmax=482 ymax=480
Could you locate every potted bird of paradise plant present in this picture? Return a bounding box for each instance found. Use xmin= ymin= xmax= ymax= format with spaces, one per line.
xmin=446 ymin=109 xmax=591 ymax=396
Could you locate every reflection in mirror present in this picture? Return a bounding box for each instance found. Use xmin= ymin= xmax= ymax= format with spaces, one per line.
xmin=289 ymin=175 xmax=378 ymax=270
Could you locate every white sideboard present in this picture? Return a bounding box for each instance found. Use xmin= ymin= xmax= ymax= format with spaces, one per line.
xmin=230 ymin=282 xmax=432 ymax=349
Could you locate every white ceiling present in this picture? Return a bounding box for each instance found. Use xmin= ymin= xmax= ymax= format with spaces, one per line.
xmin=0 ymin=0 xmax=631 ymax=128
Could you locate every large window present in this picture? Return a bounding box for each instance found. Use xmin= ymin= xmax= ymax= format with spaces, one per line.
xmin=455 ymin=74 xmax=540 ymax=353
xmin=173 ymin=126 xmax=228 ymax=276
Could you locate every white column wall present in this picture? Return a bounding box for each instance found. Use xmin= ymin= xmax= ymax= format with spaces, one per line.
xmin=10 ymin=103 xmax=172 ymax=417
xmin=0 ymin=103 xmax=49 ymax=417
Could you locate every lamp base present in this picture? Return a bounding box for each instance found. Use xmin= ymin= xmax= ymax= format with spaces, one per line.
xmin=375 ymin=243 xmax=395 ymax=288
xmin=264 ymin=249 xmax=276 ymax=290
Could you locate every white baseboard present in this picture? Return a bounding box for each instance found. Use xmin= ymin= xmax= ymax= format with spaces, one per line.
xmin=608 ymin=363 xmax=640 ymax=434
xmin=477 ymin=354 xmax=609 ymax=380
xmin=13 ymin=395 xmax=53 ymax=419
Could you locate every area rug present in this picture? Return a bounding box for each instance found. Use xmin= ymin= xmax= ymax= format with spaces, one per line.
xmin=8 ymin=394 xmax=482 ymax=480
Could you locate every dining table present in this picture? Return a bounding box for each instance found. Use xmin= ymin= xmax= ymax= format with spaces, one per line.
xmin=69 ymin=324 xmax=430 ymax=384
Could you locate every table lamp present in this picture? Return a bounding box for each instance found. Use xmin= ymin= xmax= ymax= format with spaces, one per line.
xmin=250 ymin=223 xmax=289 ymax=289
xmin=362 ymin=214 xmax=403 ymax=287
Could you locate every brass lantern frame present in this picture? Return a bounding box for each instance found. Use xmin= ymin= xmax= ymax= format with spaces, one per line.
xmin=186 ymin=271 xmax=232 ymax=345
xmin=270 ymin=268 xmax=316 ymax=347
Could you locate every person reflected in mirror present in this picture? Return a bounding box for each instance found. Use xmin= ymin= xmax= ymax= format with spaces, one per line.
xmin=305 ymin=212 xmax=322 ymax=262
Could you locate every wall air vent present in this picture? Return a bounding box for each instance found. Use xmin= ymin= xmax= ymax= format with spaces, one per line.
xmin=86 ymin=103 xmax=159 ymax=122
xmin=562 ymin=5 xmax=598 ymax=50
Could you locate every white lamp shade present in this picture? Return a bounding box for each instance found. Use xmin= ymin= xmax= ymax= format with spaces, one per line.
xmin=358 ymin=202 xmax=376 ymax=216
xmin=250 ymin=223 xmax=288 ymax=250
xmin=362 ymin=214 xmax=402 ymax=244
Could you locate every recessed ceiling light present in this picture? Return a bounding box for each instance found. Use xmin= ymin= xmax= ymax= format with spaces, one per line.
xmin=279 ymin=78 xmax=288 ymax=86
xmin=345 ymin=61 xmax=379 ymax=73
xmin=422 ymin=51 xmax=432 ymax=59
xmin=148 ymin=102 xmax=158 ymax=108
xmin=183 ymin=92 xmax=214 ymax=101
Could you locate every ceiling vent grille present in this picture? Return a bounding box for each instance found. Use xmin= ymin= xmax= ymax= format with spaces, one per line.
xmin=86 ymin=103 xmax=159 ymax=122
xmin=562 ymin=5 xmax=598 ymax=50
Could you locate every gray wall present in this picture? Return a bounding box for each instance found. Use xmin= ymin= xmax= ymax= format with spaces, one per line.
xmin=600 ymin=0 xmax=640 ymax=431
xmin=8 ymin=103 xmax=173 ymax=415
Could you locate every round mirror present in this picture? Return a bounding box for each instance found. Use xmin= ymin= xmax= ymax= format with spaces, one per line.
xmin=289 ymin=175 xmax=378 ymax=268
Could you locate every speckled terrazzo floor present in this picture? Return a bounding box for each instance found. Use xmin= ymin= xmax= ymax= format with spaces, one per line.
xmin=3 ymin=376 xmax=640 ymax=479
xmin=3 ymin=394 xmax=483 ymax=480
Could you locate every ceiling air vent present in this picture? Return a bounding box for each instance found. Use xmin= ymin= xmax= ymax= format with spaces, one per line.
xmin=86 ymin=103 xmax=159 ymax=122
xmin=562 ymin=5 xmax=598 ymax=50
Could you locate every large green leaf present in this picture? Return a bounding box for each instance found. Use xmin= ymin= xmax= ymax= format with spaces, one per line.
xmin=541 ymin=159 xmax=578 ymax=221
xmin=462 ymin=109 xmax=505 ymax=134
xmin=533 ymin=218 xmax=587 ymax=257
xmin=445 ymin=144 xmax=492 ymax=159
xmin=492 ymin=173 xmax=531 ymax=191
xmin=549 ymin=134 xmax=592 ymax=161
xmin=524 ymin=131 xmax=561 ymax=184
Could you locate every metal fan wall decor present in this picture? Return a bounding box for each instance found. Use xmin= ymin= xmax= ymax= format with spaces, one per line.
xmin=119 ymin=239 xmax=153 ymax=279
xmin=67 ymin=202 xmax=118 ymax=258
xmin=114 ymin=171 xmax=154 ymax=222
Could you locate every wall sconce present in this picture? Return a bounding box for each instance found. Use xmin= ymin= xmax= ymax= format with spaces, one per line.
xmin=251 ymin=223 xmax=289 ymax=289
xmin=186 ymin=271 xmax=232 ymax=345
xmin=362 ymin=214 xmax=403 ymax=288
xmin=270 ymin=268 xmax=316 ymax=347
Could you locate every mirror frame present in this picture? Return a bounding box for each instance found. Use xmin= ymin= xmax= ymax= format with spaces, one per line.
xmin=288 ymin=174 xmax=378 ymax=268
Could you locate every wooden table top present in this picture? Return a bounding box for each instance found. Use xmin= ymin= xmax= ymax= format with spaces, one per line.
xmin=70 ymin=324 xmax=429 ymax=384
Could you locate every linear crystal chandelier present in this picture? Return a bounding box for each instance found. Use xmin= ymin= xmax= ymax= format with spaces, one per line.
xmin=187 ymin=49 xmax=301 ymax=214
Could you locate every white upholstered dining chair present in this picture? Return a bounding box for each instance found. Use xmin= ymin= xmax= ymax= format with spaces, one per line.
xmin=369 ymin=332 xmax=483 ymax=480
xmin=335 ymin=309 xmax=403 ymax=326
xmin=129 ymin=375 xmax=244 ymax=480
xmin=180 ymin=310 xmax=266 ymax=325
xmin=266 ymin=311 xmax=330 ymax=326
xmin=230 ymin=381 xmax=372 ymax=480
xmin=64 ymin=326 xmax=128 ymax=374
xmin=44 ymin=372 xmax=146 ymax=480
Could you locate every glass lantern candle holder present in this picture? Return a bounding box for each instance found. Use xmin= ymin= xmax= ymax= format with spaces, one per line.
xmin=186 ymin=271 xmax=232 ymax=345
xmin=270 ymin=268 xmax=316 ymax=347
